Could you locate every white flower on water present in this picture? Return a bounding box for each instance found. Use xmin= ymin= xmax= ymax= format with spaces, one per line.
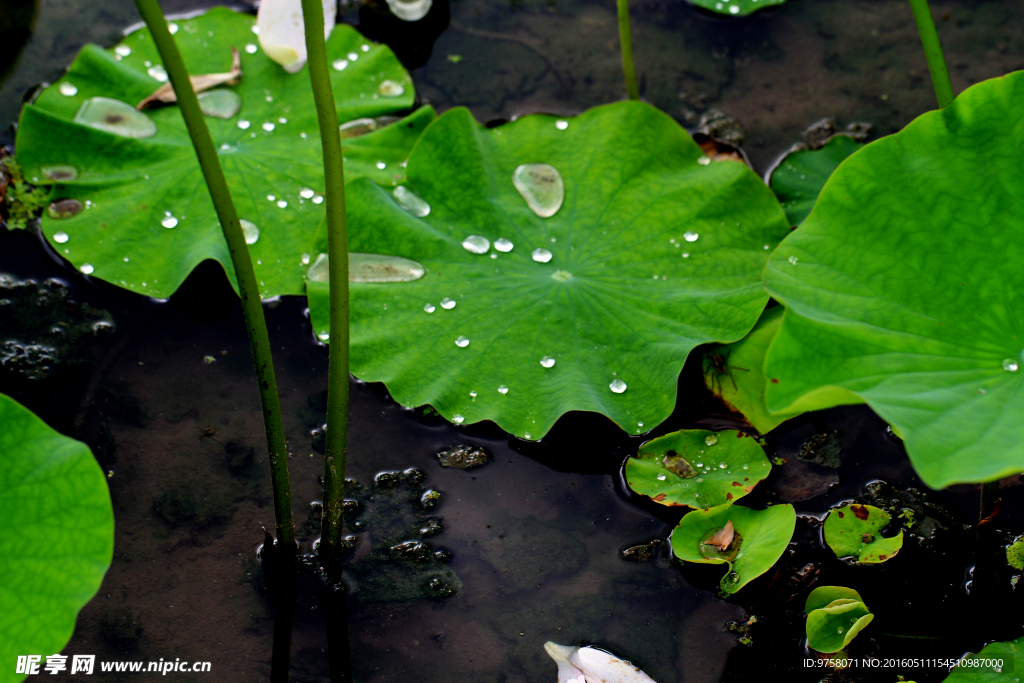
xmin=257 ymin=0 xmax=336 ymax=73
xmin=544 ymin=642 xmax=658 ymax=683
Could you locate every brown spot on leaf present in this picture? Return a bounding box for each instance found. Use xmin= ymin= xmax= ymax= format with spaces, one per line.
xmin=653 ymin=493 xmax=667 ymax=502
xmin=726 ymin=492 xmax=733 ymax=501
xmin=744 ymin=486 xmax=753 ymax=493
xmin=732 ymin=481 xmax=743 ymax=486
xmin=837 ymin=510 xmax=845 ymax=518
xmin=878 ymin=554 xmax=888 ymax=561
xmin=851 ymin=505 xmax=869 ymax=520
xmin=770 ymin=378 xmax=779 ymax=383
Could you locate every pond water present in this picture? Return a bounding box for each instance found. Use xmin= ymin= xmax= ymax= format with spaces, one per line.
xmin=2 ymin=0 xmax=1024 ymax=681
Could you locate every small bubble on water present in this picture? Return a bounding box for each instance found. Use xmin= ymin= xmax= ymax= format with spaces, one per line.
xmin=1003 ymin=358 xmax=1019 ymax=372
xmin=455 ymin=336 xmax=470 ymax=348
xmin=462 ymin=235 xmax=490 ymax=254
xmin=424 ymin=303 xmax=435 ymax=313
xmin=705 ymin=434 xmax=718 ymax=446
xmin=684 ymin=231 xmax=699 ymax=242
xmin=609 ymin=379 xmax=627 ymax=394
xmin=532 ymin=248 xmax=552 ymax=263
xmin=540 ymin=356 xmax=556 ymax=368
xmin=441 ymin=297 xmax=456 ymax=310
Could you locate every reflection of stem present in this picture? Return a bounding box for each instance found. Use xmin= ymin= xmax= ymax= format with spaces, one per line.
xmin=616 ymin=0 xmax=639 ymax=100
xmin=131 ymin=0 xmax=295 ymax=548
xmin=450 ymin=22 xmax=568 ymax=95
xmin=269 ymin=557 xmax=296 ymax=683
xmin=907 ymin=0 xmax=953 ymax=108
xmin=326 ymin=587 xmax=352 ymax=682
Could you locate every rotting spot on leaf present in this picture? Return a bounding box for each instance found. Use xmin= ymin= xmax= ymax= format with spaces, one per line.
xmin=653 ymin=493 xmax=667 ymax=502
xmin=852 ymin=505 xmax=870 ymax=520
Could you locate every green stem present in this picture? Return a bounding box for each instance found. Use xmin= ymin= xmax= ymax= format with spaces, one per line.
xmin=299 ymin=0 xmax=350 ymax=561
xmin=907 ymin=0 xmax=954 ymax=108
xmin=616 ymin=0 xmax=639 ymax=101
xmin=131 ymin=0 xmax=295 ymax=549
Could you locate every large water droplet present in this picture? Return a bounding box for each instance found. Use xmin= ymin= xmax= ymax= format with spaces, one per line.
xmin=609 ymin=379 xmax=627 ymax=394
xmin=53 ymin=232 xmax=70 ymax=243
xmin=74 ymin=97 xmax=157 ymax=138
xmin=441 ymin=297 xmax=456 ymax=310
xmin=656 ymin=474 xmax=667 ymax=481
xmin=393 ymin=186 xmax=430 ymax=217
xmin=300 ymin=188 xmax=315 ymax=199
xmin=386 ymin=0 xmax=433 ymax=21
xmin=147 ymin=65 xmax=168 ymax=82
xmin=198 ymin=90 xmax=241 ymax=119
xmin=80 ymin=263 xmax=94 ymax=274
xmin=277 ymin=200 xmax=288 ymax=208
xmin=462 ymin=235 xmax=490 ymax=254
xmin=540 ymin=356 xmax=555 ymax=368
xmin=161 ymin=216 xmax=178 ymax=229
xmin=307 ymin=253 xmax=428 ymax=283
xmin=59 ymin=82 xmax=78 ymax=97
xmin=705 ymin=434 xmax=718 ymax=446
xmin=684 ymin=231 xmax=699 ymax=242
xmin=167 ymin=22 xmax=179 ymax=34
xmin=1003 ymin=358 xmax=1019 ymax=372
xmin=452 ymin=414 xmax=465 ymax=424
xmin=379 ymin=80 xmax=405 ymax=97
xmin=47 ymin=198 xmax=83 ymax=219
xmin=551 ymin=270 xmax=572 ymax=281
xmin=513 ymin=163 xmax=564 ymax=218
xmin=555 ymin=120 xmax=568 ymax=130
xmin=494 ymin=238 xmax=514 ymax=252
xmin=42 ymin=165 xmax=78 ymax=181
xmin=455 ymin=336 xmax=470 ymax=348
xmin=241 ymin=219 xmax=260 ymax=245
xmin=531 ymin=248 xmax=552 ymax=263
xmin=115 ymin=45 xmax=132 ymax=57
xmin=498 ymin=385 xmax=508 ymax=394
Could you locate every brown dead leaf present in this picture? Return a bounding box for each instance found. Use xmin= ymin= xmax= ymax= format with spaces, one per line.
xmin=705 ymin=520 xmax=735 ymax=551
xmin=137 ymin=48 xmax=242 ymax=110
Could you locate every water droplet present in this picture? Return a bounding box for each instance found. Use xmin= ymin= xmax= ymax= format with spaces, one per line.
xmin=386 ymin=0 xmax=433 ymax=21
xmin=318 ymin=332 xmax=330 ymax=341
xmin=837 ymin=627 xmax=845 ymax=634
xmin=238 ymin=119 xmax=251 ymax=129
xmin=262 ymin=121 xmax=276 ymax=132
xmin=361 ymin=44 xmax=370 ymax=52
xmin=452 ymin=414 xmax=465 ymax=424
xmin=696 ymin=462 xmax=703 ymax=468
xmin=1003 ymin=358 xmax=1019 ymax=372
xmin=684 ymin=231 xmax=699 ymax=242
xmin=168 ymin=22 xmax=179 ymax=34
xmin=312 ymin=195 xmax=324 ymax=204
xmin=697 ymin=156 xmax=711 ymax=165
xmin=115 ymin=45 xmax=132 ymax=57
xmin=241 ymin=219 xmax=259 ymax=245
xmin=308 ymin=253 xmax=427 ymax=283
xmin=42 ymin=165 xmax=78 ymax=181
xmin=694 ymin=477 xmax=704 ymax=482
xmin=59 ymin=82 xmax=78 ymax=97
xmin=197 ymin=89 xmax=241 ymax=119
xmin=729 ymin=4 xmax=739 ymax=12
xmin=300 ymin=188 xmax=315 ymax=199
xmin=531 ymin=248 xmax=552 ymax=263
xmin=719 ymin=462 xmax=727 ymax=469
xmin=657 ymin=474 xmax=667 ymax=481
xmin=551 ymin=270 xmax=573 ymax=282
xmin=375 ymin=161 xmax=387 ymax=170
xmin=455 ymin=336 xmax=470 ymax=348
xmin=147 ymin=65 xmax=168 ymax=82
xmin=705 ymin=434 xmax=718 ymax=446
xmin=609 ymin=379 xmax=627 ymax=394
xmin=301 ymin=253 xmax=310 ymax=265
xmin=393 ymin=186 xmax=430 ymax=216
xmin=498 ymin=385 xmax=508 ymax=394
xmin=80 ymin=263 xmax=94 ymax=274
xmin=52 ymin=231 xmax=70 ymax=244
xmin=74 ymin=97 xmax=156 ymax=138
xmin=47 ymin=198 xmax=83 ymax=219
xmin=513 ymin=163 xmax=564 ymax=217
xmin=245 ymin=43 xmax=258 ymax=54
xmin=441 ymin=297 xmax=456 ymax=310
xmin=161 ymin=216 xmax=178 ymax=229
xmin=726 ymin=571 xmax=740 ymax=584
xmin=742 ymin=464 xmax=749 ymax=470
xmin=347 ymin=52 xmax=358 ymax=61
xmin=555 ymin=120 xmax=568 ymax=130
xmin=379 ymin=80 xmax=405 ymax=97
xmin=494 ymin=238 xmax=514 ymax=252
xmin=540 ymin=356 xmax=556 ymax=368
xmin=788 ymin=255 xmax=799 ymax=265
xmin=424 ymin=303 xmax=435 ymax=313
xmin=332 ymin=58 xmax=349 ymax=70
xmin=462 ymin=235 xmax=490 ymax=254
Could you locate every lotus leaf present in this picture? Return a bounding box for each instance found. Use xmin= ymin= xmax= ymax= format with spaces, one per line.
xmin=306 ymin=102 xmax=790 ymax=439
xmin=804 ymin=585 xmax=864 ymax=613
xmin=804 ymin=589 xmax=874 ymax=654
xmin=688 ymin=0 xmax=786 ymax=17
xmin=624 ymin=429 xmax=771 ymax=509
xmin=763 ymin=72 xmax=1024 ymax=488
xmin=768 ymin=135 xmax=862 ymax=226
xmin=823 ymin=503 xmax=903 ymax=564
xmin=943 ymin=635 xmax=1023 ymax=683
xmin=14 ymin=7 xmax=429 ymax=299
xmin=0 ymin=394 xmax=113 ymax=674
xmin=702 ymin=306 xmax=802 ymax=434
xmin=1007 ymin=535 xmax=1024 ymax=571
xmin=669 ymin=502 xmax=795 ymax=596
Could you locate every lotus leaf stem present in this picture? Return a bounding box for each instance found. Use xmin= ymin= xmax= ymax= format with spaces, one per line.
xmin=299 ymin=0 xmax=351 ymax=562
xmin=907 ymin=0 xmax=954 ymax=108
xmin=616 ymin=0 xmax=639 ymax=101
xmin=130 ymin=0 xmax=295 ymax=548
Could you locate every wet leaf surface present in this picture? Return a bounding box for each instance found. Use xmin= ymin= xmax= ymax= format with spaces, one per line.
xmin=823 ymin=504 xmax=903 ymax=564
xmin=307 ymin=102 xmax=790 ymax=439
xmin=688 ymin=0 xmax=787 ymax=17
xmin=764 ymin=72 xmax=1024 ymax=488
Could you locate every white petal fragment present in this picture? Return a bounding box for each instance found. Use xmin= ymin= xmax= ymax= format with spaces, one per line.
xmin=544 ymin=643 xmax=586 ymax=683
xmin=257 ymin=0 xmax=336 ymax=73
xmin=572 ymin=647 xmax=658 ymax=683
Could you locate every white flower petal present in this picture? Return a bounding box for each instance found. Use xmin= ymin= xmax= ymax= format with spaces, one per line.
xmin=257 ymin=0 xmax=336 ymax=73
xmin=544 ymin=642 xmax=586 ymax=683
xmin=571 ymin=646 xmax=658 ymax=683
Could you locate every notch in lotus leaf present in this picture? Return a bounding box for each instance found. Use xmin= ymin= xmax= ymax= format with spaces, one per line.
xmin=0 ymin=393 xmax=114 ymax=669
xmin=624 ymin=429 xmax=772 ymax=509
xmin=306 ymin=101 xmax=790 ymax=440
xmin=15 ymin=7 xmax=432 ymax=299
xmin=670 ymin=502 xmax=795 ymax=596
xmin=824 ymin=503 xmax=903 ymax=564
xmin=805 ymin=586 xmax=873 ymax=654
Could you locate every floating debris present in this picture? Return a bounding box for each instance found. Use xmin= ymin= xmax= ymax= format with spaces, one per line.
xmin=137 ymin=48 xmax=242 ymax=109
xmin=436 ymin=443 xmax=491 ymax=469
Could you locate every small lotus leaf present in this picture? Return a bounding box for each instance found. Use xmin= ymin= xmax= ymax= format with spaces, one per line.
xmin=702 ymin=306 xmax=803 ymax=434
xmin=670 ymin=503 xmax=796 ymax=596
xmin=0 ymin=394 xmax=113 ymax=672
xmin=944 ymin=635 xmax=1023 ymax=682
xmin=768 ymin=135 xmax=862 ymax=226
xmin=15 ymin=8 xmax=428 ymax=299
xmin=824 ymin=503 xmax=903 ymax=564
xmin=1007 ymin=535 xmax=1024 ymax=571
xmin=624 ymin=429 xmax=772 ymax=509
xmin=688 ymin=0 xmax=786 ymax=17
xmin=763 ymin=72 xmax=1024 ymax=488
xmin=307 ymin=102 xmax=790 ymax=439
xmin=805 ymin=586 xmax=865 ymax=614
xmin=806 ymin=597 xmax=874 ymax=653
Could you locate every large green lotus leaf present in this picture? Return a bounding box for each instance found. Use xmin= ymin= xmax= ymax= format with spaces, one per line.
xmin=669 ymin=503 xmax=795 ymax=596
xmin=805 ymin=598 xmax=874 ymax=654
xmin=624 ymin=429 xmax=771 ymax=509
xmin=14 ymin=7 xmax=426 ymax=299
xmin=0 ymin=394 xmax=113 ymax=677
xmin=768 ymin=135 xmax=862 ymax=226
xmin=944 ymin=635 xmax=1023 ymax=683
xmin=689 ymin=0 xmax=787 ymax=17
xmin=823 ymin=504 xmax=903 ymax=564
xmin=763 ymin=72 xmax=1024 ymax=489
xmin=702 ymin=306 xmax=802 ymax=434
xmin=307 ymin=102 xmax=790 ymax=439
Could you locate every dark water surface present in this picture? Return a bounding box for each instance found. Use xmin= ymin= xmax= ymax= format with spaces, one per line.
xmin=2 ymin=0 xmax=1024 ymax=681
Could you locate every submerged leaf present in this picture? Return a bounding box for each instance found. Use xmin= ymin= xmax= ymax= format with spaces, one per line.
xmin=764 ymin=72 xmax=1024 ymax=488
xmin=823 ymin=503 xmax=903 ymax=564
xmin=307 ymin=102 xmax=790 ymax=439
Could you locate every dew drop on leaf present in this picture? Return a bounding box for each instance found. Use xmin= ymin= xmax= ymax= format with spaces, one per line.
xmin=512 ymin=163 xmax=564 ymax=218
xmin=462 ymin=235 xmax=490 ymax=254
xmin=393 ymin=186 xmax=430 ymax=217
xmin=609 ymin=379 xmax=627 ymax=394
xmin=74 ymin=97 xmax=156 ymax=138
